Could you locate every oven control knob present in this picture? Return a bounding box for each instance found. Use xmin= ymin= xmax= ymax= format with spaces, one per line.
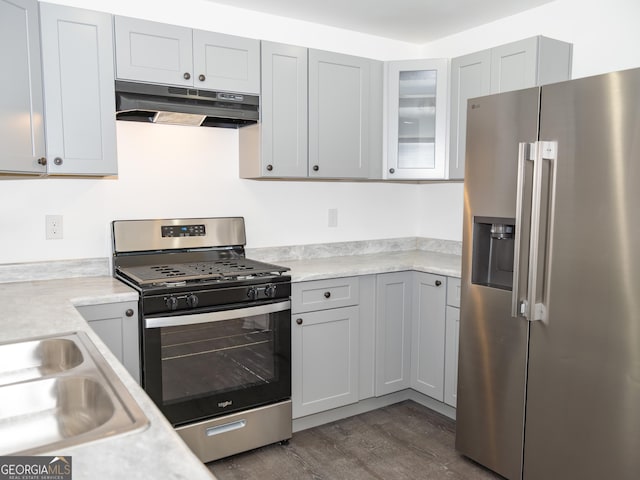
xmin=264 ymin=284 xmax=277 ymax=298
xmin=247 ymin=287 xmax=258 ymax=300
xmin=186 ymin=294 xmax=199 ymax=308
xmin=165 ymin=296 xmax=178 ymax=311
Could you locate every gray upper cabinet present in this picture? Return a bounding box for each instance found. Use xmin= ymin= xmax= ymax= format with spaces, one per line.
xmin=241 ymin=46 xmax=382 ymax=180
xmin=0 ymin=0 xmax=46 ymax=174
xmin=40 ymin=3 xmax=117 ymax=176
xmin=449 ymin=36 xmax=572 ymax=180
xmin=490 ymin=36 xmax=572 ymax=94
xmin=114 ymin=16 xmax=259 ymax=94
xmin=449 ymin=50 xmax=491 ymax=180
xmin=114 ymin=17 xmax=193 ymax=86
xmin=308 ymin=50 xmax=373 ymax=179
xmin=240 ymin=42 xmax=308 ymax=178
xmin=386 ymin=59 xmax=449 ymax=180
xmin=193 ymin=30 xmax=260 ymax=94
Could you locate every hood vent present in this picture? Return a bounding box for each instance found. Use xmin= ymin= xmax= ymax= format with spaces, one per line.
xmin=115 ymin=80 xmax=259 ymax=128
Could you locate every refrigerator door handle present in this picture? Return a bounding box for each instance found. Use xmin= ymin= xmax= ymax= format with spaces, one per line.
xmin=511 ymin=142 xmax=530 ymax=318
xmin=527 ymin=140 xmax=558 ymax=321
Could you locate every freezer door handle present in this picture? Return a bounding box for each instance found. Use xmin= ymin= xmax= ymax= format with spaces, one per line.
xmin=512 ymin=142 xmax=530 ymax=317
xmin=526 ymin=141 xmax=558 ymax=321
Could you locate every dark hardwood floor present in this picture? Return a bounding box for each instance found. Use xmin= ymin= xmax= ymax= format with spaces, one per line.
xmin=208 ymin=400 xmax=503 ymax=480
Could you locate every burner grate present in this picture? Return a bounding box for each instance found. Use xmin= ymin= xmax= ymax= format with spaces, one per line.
xmin=119 ymin=258 xmax=287 ymax=285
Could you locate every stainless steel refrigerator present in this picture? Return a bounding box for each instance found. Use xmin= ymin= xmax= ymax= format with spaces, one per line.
xmin=456 ymin=67 xmax=640 ymax=480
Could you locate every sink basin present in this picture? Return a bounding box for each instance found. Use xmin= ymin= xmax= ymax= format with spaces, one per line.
xmin=0 ymin=337 xmax=84 ymax=386
xmin=0 ymin=332 xmax=148 ymax=455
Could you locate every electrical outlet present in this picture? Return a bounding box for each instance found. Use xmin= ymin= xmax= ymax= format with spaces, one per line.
xmin=46 ymin=215 xmax=63 ymax=240
xmin=328 ymin=208 xmax=338 ymax=228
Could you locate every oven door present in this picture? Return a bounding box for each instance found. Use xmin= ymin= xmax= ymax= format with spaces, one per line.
xmin=142 ymin=300 xmax=291 ymax=426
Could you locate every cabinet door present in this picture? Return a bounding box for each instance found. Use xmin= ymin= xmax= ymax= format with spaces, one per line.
xmin=449 ymin=51 xmax=491 ymax=180
xmin=490 ymin=37 xmax=539 ymax=94
xmin=375 ymin=272 xmax=412 ymax=396
xmin=291 ymin=306 xmax=359 ymax=418
xmin=193 ymin=30 xmax=260 ymax=94
xmin=40 ymin=4 xmax=117 ymax=175
xmin=259 ymin=41 xmax=308 ymax=177
xmin=76 ymin=302 xmax=140 ymax=383
xmin=114 ymin=16 xmax=193 ymax=86
xmin=444 ymin=305 xmax=460 ymax=407
xmin=0 ymin=0 xmax=46 ymax=174
xmin=411 ymin=272 xmax=446 ymax=400
xmin=309 ymin=50 xmax=371 ymax=178
xmin=386 ymin=59 xmax=448 ymax=180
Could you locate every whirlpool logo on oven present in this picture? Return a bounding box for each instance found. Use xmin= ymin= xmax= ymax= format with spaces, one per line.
xmin=218 ymin=400 xmax=233 ymax=408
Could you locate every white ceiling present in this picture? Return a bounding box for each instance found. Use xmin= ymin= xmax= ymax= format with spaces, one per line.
xmin=205 ymin=0 xmax=556 ymax=44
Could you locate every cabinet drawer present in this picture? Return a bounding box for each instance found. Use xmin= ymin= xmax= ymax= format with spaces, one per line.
xmin=447 ymin=277 xmax=461 ymax=308
xmin=292 ymin=277 xmax=359 ymax=313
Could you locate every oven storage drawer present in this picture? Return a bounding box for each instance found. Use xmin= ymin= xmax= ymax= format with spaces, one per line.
xmin=291 ymin=277 xmax=359 ymax=314
xmin=176 ymin=400 xmax=292 ymax=463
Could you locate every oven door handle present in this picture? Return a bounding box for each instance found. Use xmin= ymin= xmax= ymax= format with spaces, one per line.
xmin=145 ymin=300 xmax=291 ymax=329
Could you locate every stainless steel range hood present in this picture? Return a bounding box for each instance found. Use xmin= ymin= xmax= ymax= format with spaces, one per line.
xmin=115 ymin=80 xmax=259 ymax=128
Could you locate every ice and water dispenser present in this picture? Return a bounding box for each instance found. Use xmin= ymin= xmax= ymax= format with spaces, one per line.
xmin=471 ymin=217 xmax=515 ymax=290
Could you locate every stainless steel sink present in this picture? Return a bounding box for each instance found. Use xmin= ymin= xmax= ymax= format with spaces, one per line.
xmin=0 ymin=337 xmax=84 ymax=386
xmin=0 ymin=332 xmax=148 ymax=455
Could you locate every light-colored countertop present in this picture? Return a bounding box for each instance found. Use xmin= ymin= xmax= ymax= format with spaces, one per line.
xmin=0 ymin=277 xmax=215 ymax=480
xmin=281 ymin=249 xmax=462 ymax=282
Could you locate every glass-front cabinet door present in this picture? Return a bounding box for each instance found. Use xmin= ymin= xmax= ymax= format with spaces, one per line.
xmin=386 ymin=59 xmax=448 ymax=179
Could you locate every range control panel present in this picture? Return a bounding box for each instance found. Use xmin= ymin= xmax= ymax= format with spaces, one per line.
xmin=161 ymin=224 xmax=206 ymax=237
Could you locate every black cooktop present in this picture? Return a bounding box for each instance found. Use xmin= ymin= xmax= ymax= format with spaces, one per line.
xmin=117 ymin=257 xmax=289 ymax=286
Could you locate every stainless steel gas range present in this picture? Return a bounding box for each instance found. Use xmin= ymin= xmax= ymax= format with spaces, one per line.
xmin=111 ymin=217 xmax=292 ymax=462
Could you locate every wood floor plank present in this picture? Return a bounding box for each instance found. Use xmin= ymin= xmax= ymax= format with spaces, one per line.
xmin=208 ymin=400 xmax=503 ymax=480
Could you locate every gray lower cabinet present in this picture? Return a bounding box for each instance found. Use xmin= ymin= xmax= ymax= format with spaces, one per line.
xmin=0 ymin=0 xmax=46 ymax=174
xmin=292 ymin=272 xmax=458 ymax=418
xmin=291 ymin=277 xmax=360 ymax=418
xmin=444 ymin=277 xmax=461 ymax=407
xmin=39 ymin=3 xmax=117 ymax=176
xmin=239 ymin=41 xmax=308 ymax=178
xmin=76 ymin=301 xmax=140 ymax=384
xmin=449 ymin=35 xmax=572 ymax=179
xmin=374 ymin=271 xmax=412 ymax=396
xmin=308 ymin=49 xmax=379 ymax=179
xmin=114 ymin=16 xmax=260 ymax=94
xmin=411 ymin=272 xmax=447 ymax=400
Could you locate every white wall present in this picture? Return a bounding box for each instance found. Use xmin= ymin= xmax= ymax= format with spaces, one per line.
xmin=0 ymin=123 xmax=420 ymax=263
xmin=417 ymin=0 xmax=640 ymax=242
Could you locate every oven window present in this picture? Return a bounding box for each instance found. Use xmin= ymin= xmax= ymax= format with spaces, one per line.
xmin=160 ymin=313 xmax=278 ymax=403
